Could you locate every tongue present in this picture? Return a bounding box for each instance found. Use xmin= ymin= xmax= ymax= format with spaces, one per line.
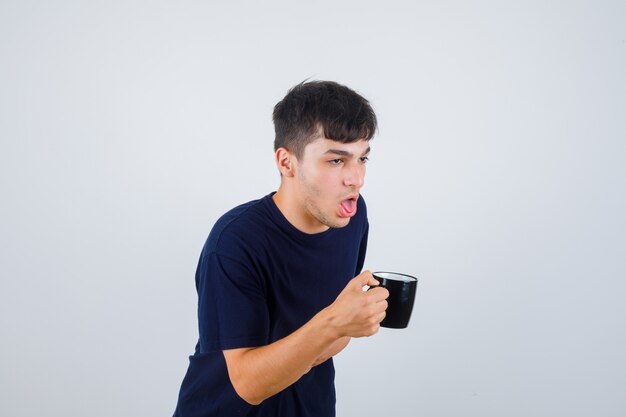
xmin=340 ymin=199 xmax=357 ymax=217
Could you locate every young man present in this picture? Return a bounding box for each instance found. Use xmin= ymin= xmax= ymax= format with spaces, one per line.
xmin=173 ymin=80 xmax=389 ymax=417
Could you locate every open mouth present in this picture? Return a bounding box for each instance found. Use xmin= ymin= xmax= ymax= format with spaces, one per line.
xmin=339 ymin=197 xmax=358 ymax=218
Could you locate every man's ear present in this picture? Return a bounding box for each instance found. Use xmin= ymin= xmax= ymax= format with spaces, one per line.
xmin=275 ymin=147 xmax=296 ymax=177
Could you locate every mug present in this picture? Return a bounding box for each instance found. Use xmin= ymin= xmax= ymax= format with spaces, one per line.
xmin=372 ymin=271 xmax=418 ymax=329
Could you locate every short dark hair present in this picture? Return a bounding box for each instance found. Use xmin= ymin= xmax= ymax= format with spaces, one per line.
xmin=272 ymin=80 xmax=377 ymax=159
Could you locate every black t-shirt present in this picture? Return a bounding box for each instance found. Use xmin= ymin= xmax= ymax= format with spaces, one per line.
xmin=174 ymin=192 xmax=369 ymax=417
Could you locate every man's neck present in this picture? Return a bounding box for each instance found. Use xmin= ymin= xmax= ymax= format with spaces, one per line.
xmin=272 ymin=187 xmax=329 ymax=235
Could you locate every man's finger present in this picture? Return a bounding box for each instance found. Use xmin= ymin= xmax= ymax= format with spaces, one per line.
xmin=353 ymin=270 xmax=374 ymax=288
xmin=376 ymin=310 xmax=386 ymax=323
xmin=367 ymin=286 xmax=389 ymax=301
xmin=366 ymin=275 xmax=381 ymax=287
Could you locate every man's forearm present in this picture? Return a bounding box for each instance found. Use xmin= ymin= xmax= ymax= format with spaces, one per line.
xmin=223 ymin=307 xmax=340 ymax=405
xmin=312 ymin=336 xmax=350 ymax=367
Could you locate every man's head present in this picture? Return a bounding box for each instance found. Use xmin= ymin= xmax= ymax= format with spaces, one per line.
xmin=272 ymin=81 xmax=378 ymax=233
xmin=273 ymin=80 xmax=377 ymax=160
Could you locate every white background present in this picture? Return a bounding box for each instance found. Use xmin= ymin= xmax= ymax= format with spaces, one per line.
xmin=1 ymin=1 xmax=625 ymax=416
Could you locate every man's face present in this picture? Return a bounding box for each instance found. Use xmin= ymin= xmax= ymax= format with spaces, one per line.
xmin=292 ymin=137 xmax=370 ymax=231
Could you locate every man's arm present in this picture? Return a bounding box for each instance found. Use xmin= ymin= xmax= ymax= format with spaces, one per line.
xmin=223 ymin=270 xmax=388 ymax=405
xmin=311 ymin=336 xmax=350 ymax=367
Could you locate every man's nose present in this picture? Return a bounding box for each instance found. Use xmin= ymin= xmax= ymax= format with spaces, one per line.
xmin=343 ymin=165 xmax=365 ymax=188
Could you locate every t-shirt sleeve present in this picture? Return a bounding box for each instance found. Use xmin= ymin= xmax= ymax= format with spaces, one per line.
xmin=195 ymin=250 xmax=270 ymax=353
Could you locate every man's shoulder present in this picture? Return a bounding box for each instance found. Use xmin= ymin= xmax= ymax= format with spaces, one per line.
xmin=205 ymin=194 xmax=273 ymax=251
xmin=217 ymin=196 xmax=266 ymax=225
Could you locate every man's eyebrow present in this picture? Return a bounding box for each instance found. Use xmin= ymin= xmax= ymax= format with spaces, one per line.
xmin=323 ymin=146 xmax=371 ymax=157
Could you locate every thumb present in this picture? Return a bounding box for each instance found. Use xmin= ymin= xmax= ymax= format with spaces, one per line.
xmin=353 ymin=270 xmax=379 ymax=288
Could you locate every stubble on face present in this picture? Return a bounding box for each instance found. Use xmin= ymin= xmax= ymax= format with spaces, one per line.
xmin=297 ymin=168 xmax=348 ymax=230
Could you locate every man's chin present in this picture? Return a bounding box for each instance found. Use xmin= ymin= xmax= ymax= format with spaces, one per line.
xmin=326 ymin=216 xmax=351 ymax=229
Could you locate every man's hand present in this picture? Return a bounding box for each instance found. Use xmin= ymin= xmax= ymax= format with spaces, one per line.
xmin=321 ymin=270 xmax=389 ymax=338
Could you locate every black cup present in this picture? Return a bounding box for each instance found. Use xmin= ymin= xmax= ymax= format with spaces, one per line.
xmin=372 ymin=271 xmax=418 ymax=329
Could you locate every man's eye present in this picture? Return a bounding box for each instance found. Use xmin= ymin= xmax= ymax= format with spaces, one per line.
xmin=329 ymin=159 xmax=343 ymax=165
xmin=360 ymin=156 xmax=370 ymax=163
